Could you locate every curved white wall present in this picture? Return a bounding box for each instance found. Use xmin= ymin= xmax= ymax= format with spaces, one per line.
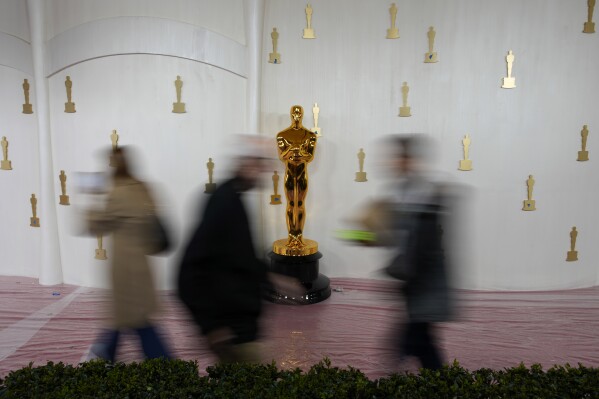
xmin=1 ymin=0 xmax=598 ymax=291
xmin=44 ymin=0 xmax=246 ymax=44
xmin=0 ymin=0 xmax=39 ymax=278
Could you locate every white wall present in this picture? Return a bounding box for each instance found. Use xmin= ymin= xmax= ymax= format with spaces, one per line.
xmin=49 ymin=55 xmax=246 ymax=289
xmin=0 ymin=0 xmax=39 ymax=278
xmin=261 ymin=0 xmax=599 ymax=289
xmin=1 ymin=0 xmax=598 ymax=291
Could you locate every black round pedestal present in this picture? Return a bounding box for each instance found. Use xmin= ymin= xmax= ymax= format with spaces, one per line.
xmin=265 ymin=251 xmax=331 ymax=305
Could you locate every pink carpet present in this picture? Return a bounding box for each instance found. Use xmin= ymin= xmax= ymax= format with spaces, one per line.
xmin=1 ymin=276 xmax=598 ymax=379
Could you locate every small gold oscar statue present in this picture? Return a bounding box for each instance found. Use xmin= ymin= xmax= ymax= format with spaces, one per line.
xmin=22 ymin=79 xmax=33 ymax=114
xmin=386 ymin=3 xmax=400 ymax=39
xmin=458 ymin=134 xmax=473 ymax=171
xmin=172 ymin=76 xmax=186 ymax=113
xmin=584 ymin=0 xmax=596 ymax=33
xmin=566 ymin=227 xmax=578 ymax=261
xmin=522 ymin=175 xmax=536 ymax=211
xmin=64 ymin=76 xmax=76 ymax=113
xmin=1 ymin=136 xmax=12 ymax=170
xmin=269 ymin=27 xmax=281 ymax=64
xmin=270 ymin=171 xmax=282 ymax=205
xmin=355 ymin=148 xmax=367 ymax=182
xmin=274 ymin=105 xmax=318 ymax=256
xmin=399 ymin=82 xmax=411 ymax=117
xmin=578 ymin=125 xmax=590 ymax=161
xmin=311 ymin=103 xmax=321 ymax=136
xmin=501 ymin=50 xmax=516 ymax=89
xmin=59 ymin=170 xmax=70 ymax=205
xmin=303 ymin=3 xmax=316 ymax=39
xmin=109 ymin=129 xmax=119 ymax=167
xmin=205 ymin=157 xmax=216 ymax=193
xmin=30 ymin=194 xmax=40 ymax=227
xmin=95 ymin=235 xmax=107 ymax=260
xmin=424 ymin=26 xmax=438 ymax=63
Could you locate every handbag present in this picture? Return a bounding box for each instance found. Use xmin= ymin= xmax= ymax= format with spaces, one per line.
xmin=146 ymin=213 xmax=171 ymax=255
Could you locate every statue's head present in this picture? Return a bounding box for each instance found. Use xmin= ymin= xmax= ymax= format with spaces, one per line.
xmin=290 ymin=105 xmax=304 ymax=127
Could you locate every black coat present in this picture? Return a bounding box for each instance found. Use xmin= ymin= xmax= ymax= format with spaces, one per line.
xmin=178 ymin=178 xmax=268 ymax=344
xmin=386 ymin=183 xmax=454 ymax=323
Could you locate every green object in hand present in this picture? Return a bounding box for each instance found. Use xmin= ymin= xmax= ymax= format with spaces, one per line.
xmin=335 ymin=229 xmax=377 ymax=242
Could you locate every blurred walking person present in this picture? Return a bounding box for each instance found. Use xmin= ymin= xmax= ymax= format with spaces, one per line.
xmin=87 ymin=147 xmax=170 ymax=362
xmin=383 ymin=135 xmax=454 ymax=370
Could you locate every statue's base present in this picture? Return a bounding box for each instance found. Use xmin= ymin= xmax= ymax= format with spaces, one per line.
xmin=386 ymin=28 xmax=399 ymax=39
xmin=205 ymin=183 xmax=216 ymax=193
xmin=566 ymin=250 xmax=578 ymax=262
xmin=59 ymin=195 xmax=70 ymax=205
xmin=355 ymin=171 xmax=367 ymax=182
xmin=522 ymin=200 xmax=536 ymax=211
xmin=1 ymin=160 xmax=12 ymax=170
xmin=312 ymin=126 xmax=321 ymax=137
xmin=95 ymin=249 xmax=107 ymax=260
xmin=303 ymin=28 xmax=315 ymax=39
xmin=268 ymin=53 xmax=281 ymax=64
xmin=424 ymin=52 xmax=438 ymax=63
xmin=399 ymin=106 xmax=411 ymax=117
xmin=22 ymin=104 xmax=33 ymax=114
xmin=273 ymin=238 xmax=318 ymax=256
xmin=501 ymin=77 xmax=516 ymax=89
xmin=458 ymin=159 xmax=472 ymax=171
xmin=270 ymin=194 xmax=281 ymax=205
xmin=265 ymin=251 xmax=331 ymax=305
xmin=64 ymin=102 xmax=76 ymax=113
xmin=172 ymin=102 xmax=186 ymax=113
xmin=583 ymin=22 xmax=595 ymax=33
xmin=30 ymin=217 xmax=40 ymax=227
xmin=577 ymin=151 xmax=589 ymax=161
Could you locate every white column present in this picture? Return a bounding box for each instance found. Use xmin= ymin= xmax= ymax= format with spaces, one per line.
xmin=27 ymin=0 xmax=63 ymax=284
xmin=244 ymin=0 xmax=265 ymax=135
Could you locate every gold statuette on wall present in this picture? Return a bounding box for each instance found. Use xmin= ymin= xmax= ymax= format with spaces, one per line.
xmin=22 ymin=79 xmax=33 ymax=114
xmin=274 ymin=105 xmax=318 ymax=256
xmin=30 ymin=194 xmax=40 ymax=227
xmin=424 ymin=27 xmax=438 ymax=63
xmin=566 ymin=227 xmax=578 ymax=261
xmin=172 ymin=76 xmax=186 ymax=113
xmin=1 ymin=136 xmax=12 ymax=170
xmin=205 ymin=157 xmax=216 ymax=194
xmin=59 ymin=170 xmax=70 ymax=205
xmin=578 ymin=125 xmax=589 ymax=161
xmin=584 ymin=0 xmax=596 ymax=33
xmin=109 ymin=130 xmax=119 ymax=167
xmin=303 ymin=3 xmax=316 ymax=39
xmin=399 ymin=82 xmax=411 ymax=117
xmin=458 ymin=134 xmax=472 ymax=171
xmin=522 ymin=175 xmax=536 ymax=211
xmin=501 ymin=50 xmax=516 ymax=89
xmin=269 ymin=28 xmax=281 ymax=64
xmin=95 ymin=235 xmax=107 ymax=260
xmin=311 ymin=103 xmax=321 ymax=136
xmin=270 ymin=171 xmax=282 ymax=205
xmin=386 ymin=3 xmax=400 ymax=39
xmin=355 ymin=148 xmax=367 ymax=182
xmin=64 ymin=76 xmax=76 ymax=113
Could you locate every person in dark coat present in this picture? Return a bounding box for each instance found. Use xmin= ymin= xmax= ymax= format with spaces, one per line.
xmin=384 ymin=135 xmax=454 ymax=370
xmin=178 ymin=136 xmax=299 ymax=363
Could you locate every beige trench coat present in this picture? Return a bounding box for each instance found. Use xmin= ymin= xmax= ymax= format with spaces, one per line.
xmin=88 ymin=177 xmax=159 ymax=328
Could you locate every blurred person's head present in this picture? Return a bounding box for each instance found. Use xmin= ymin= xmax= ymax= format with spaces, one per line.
xmin=233 ymin=135 xmax=276 ymax=190
xmin=389 ymin=134 xmax=434 ymax=177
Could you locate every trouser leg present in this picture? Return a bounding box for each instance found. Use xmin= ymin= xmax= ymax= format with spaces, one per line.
xmin=136 ymin=325 xmax=171 ymax=360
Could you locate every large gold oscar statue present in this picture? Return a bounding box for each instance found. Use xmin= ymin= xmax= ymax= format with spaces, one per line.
xmin=267 ymin=105 xmax=330 ymax=305
xmin=273 ymin=105 xmax=318 ymax=256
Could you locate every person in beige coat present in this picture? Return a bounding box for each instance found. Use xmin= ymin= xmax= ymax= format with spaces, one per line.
xmin=88 ymin=147 xmax=170 ymax=362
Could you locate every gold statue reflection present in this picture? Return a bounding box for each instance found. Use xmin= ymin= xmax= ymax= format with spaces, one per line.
xmin=275 ymin=105 xmax=318 ymax=254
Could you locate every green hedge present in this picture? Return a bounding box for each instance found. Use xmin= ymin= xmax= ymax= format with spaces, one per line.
xmin=1 ymin=358 xmax=598 ymax=398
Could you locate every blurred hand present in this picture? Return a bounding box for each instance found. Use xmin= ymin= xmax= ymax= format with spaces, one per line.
xmin=268 ymin=272 xmax=305 ymax=298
